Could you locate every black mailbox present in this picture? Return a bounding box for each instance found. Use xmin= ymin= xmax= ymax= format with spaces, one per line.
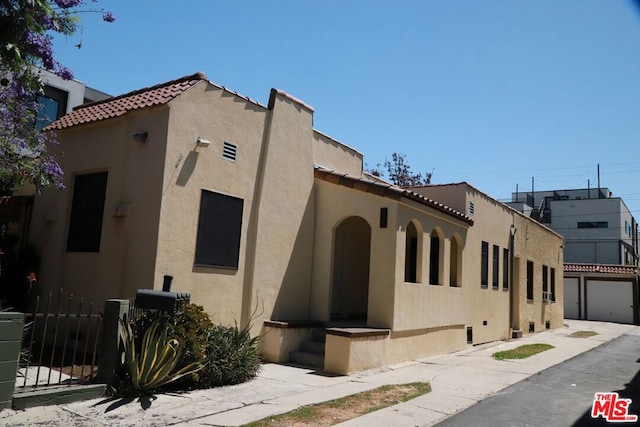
xmin=134 ymin=289 xmax=191 ymax=312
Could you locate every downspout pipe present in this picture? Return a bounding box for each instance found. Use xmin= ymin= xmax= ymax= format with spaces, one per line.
xmin=509 ymin=222 xmax=517 ymax=331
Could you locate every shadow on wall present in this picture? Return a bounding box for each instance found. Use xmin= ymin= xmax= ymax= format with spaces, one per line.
xmin=270 ymin=192 xmax=314 ymax=322
xmin=176 ymin=151 xmax=199 ymax=187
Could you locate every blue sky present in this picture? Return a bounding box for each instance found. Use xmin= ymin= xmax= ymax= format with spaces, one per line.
xmin=53 ymin=1 xmax=640 ymax=214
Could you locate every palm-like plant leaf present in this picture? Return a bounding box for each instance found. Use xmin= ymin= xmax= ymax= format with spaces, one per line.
xmin=119 ymin=317 xmax=203 ymax=394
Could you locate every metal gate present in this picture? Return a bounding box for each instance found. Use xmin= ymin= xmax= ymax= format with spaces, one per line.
xmin=16 ymin=289 xmax=102 ymax=390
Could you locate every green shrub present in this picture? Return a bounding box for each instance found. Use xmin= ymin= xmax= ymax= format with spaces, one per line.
xmin=132 ymin=302 xmax=213 ymax=387
xmin=129 ymin=303 xmax=261 ymax=390
xmin=199 ymin=322 xmax=262 ymax=387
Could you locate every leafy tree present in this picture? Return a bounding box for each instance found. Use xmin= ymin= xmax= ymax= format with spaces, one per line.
xmin=366 ymin=153 xmax=433 ymax=187
xmin=0 ymin=0 xmax=114 ymax=192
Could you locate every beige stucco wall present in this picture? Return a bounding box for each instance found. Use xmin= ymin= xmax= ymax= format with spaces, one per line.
xmin=155 ymin=85 xmax=318 ymax=328
xmin=410 ymin=183 xmax=471 ymax=217
xmin=311 ymin=180 xmax=397 ymax=327
xmin=512 ymin=214 xmax=564 ymax=332
xmin=311 ymin=180 xmax=471 ymax=333
xmin=459 ymin=189 xmax=513 ymax=344
xmin=247 ymin=92 xmax=316 ymax=326
xmin=259 ymin=324 xmax=315 ymax=363
xmin=324 ymin=326 xmax=465 ymax=375
xmin=312 ymin=131 xmax=363 ymax=177
xmin=153 ymin=82 xmax=268 ymax=325
xmin=30 ymin=108 xmax=169 ymax=305
xmin=413 ymin=183 xmax=564 ymax=343
xmin=392 ymin=200 xmax=470 ymax=331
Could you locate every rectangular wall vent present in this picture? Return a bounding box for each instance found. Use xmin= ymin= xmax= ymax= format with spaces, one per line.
xmin=223 ymin=142 xmax=237 ymax=162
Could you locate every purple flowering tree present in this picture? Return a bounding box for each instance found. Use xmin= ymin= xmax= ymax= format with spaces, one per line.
xmin=0 ymin=0 xmax=114 ymax=192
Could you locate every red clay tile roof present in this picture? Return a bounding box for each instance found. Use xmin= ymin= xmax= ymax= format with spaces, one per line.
xmin=564 ymin=263 xmax=638 ymax=275
xmin=44 ymin=72 xmax=209 ymax=131
xmin=314 ymin=166 xmax=473 ymax=225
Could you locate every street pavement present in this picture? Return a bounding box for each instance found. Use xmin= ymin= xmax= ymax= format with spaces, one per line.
xmin=0 ymin=319 xmax=637 ymax=426
xmin=435 ymin=329 xmax=640 ymax=427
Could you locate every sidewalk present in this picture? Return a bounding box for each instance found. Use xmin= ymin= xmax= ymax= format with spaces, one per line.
xmin=1 ymin=319 xmax=636 ymax=427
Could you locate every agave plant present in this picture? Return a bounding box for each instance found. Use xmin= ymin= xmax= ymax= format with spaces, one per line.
xmin=119 ymin=317 xmax=204 ymax=394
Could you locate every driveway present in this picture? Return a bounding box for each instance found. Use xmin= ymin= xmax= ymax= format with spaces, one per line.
xmin=435 ymin=328 xmax=640 ymax=427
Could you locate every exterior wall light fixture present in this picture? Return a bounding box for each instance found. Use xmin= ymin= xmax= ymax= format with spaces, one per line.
xmin=132 ymin=132 xmax=148 ymax=143
xmin=196 ymin=136 xmax=211 ymax=148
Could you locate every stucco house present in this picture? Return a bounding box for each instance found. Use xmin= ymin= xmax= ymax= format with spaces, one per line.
xmin=30 ymin=72 xmax=564 ymax=374
xmin=0 ymin=69 xmax=110 ymax=309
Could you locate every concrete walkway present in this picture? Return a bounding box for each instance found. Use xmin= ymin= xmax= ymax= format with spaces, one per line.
xmin=1 ymin=319 xmax=636 ymax=427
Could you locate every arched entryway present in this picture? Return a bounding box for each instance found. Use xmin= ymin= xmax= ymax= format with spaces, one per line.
xmin=331 ymin=216 xmax=371 ymax=321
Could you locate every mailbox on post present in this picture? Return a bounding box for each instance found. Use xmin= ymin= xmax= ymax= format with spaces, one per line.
xmin=134 ymin=289 xmax=191 ymax=312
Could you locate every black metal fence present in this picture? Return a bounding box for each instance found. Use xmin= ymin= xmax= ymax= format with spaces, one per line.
xmin=16 ymin=289 xmax=103 ymax=389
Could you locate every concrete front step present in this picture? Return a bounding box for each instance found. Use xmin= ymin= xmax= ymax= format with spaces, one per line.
xmin=312 ymin=328 xmax=326 ymax=343
xmin=301 ymin=340 xmax=325 ymax=355
xmin=289 ymin=351 xmax=324 ymax=370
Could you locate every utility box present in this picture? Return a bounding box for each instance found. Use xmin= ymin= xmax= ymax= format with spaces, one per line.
xmin=0 ymin=312 xmax=24 ymax=410
xmin=134 ymin=289 xmax=190 ymax=312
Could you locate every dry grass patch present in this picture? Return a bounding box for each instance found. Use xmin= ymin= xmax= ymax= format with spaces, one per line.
xmin=570 ymin=331 xmax=597 ymax=338
xmin=244 ymin=382 xmax=430 ymax=427
xmin=493 ymin=343 xmax=554 ymax=360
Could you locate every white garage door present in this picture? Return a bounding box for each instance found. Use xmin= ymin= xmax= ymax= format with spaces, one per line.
xmin=564 ymin=278 xmax=580 ymax=319
xmin=586 ymin=280 xmax=634 ymax=324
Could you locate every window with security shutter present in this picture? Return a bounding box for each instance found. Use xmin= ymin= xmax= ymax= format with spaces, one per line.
xmin=481 ymin=241 xmax=489 ymax=288
xmin=527 ymin=261 xmax=534 ymax=300
xmin=492 ymin=245 xmax=499 ymax=289
xmin=502 ymin=248 xmax=509 ymax=289
xmin=195 ymin=190 xmax=244 ymax=269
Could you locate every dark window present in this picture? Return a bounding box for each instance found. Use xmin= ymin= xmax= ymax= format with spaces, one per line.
xmin=36 ymin=85 xmax=68 ymax=131
xmin=577 ymin=221 xmax=608 ymax=229
xmin=449 ymin=237 xmax=459 ymax=287
xmin=542 ymin=265 xmax=549 ymax=300
xmin=429 ymin=233 xmax=440 ymax=285
xmin=481 ymin=241 xmax=489 ymax=288
xmin=550 ymin=268 xmax=556 ymax=301
xmin=379 ymin=207 xmax=388 ymax=228
xmin=67 ymin=172 xmax=108 ymax=252
xmin=195 ymin=190 xmax=244 ymax=269
xmin=404 ymin=222 xmax=418 ymax=283
xmin=492 ymin=245 xmax=499 ymax=289
xmin=502 ymin=248 xmax=509 ymax=289
xmin=526 ymin=261 xmax=534 ymax=300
